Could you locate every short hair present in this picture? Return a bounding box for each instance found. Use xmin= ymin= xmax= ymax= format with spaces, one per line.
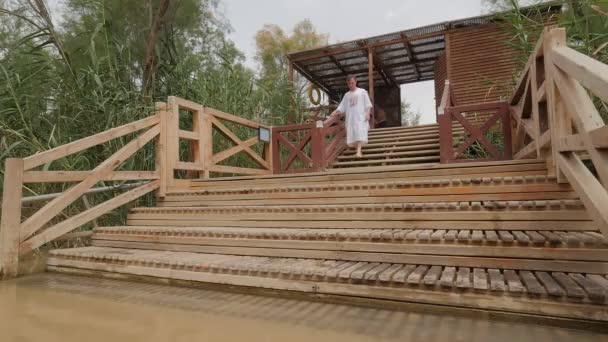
xmin=346 ymin=74 xmax=357 ymax=82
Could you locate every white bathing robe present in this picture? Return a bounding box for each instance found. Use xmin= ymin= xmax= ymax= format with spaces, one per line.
xmin=336 ymin=88 xmax=373 ymax=147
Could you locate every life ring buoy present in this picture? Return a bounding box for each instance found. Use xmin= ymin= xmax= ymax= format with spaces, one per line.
xmin=308 ymin=85 xmax=321 ymax=105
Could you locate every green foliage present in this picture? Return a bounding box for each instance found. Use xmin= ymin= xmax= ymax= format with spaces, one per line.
xmin=0 ymin=0 xmax=329 ymax=232
xmin=401 ymin=99 xmax=421 ymax=126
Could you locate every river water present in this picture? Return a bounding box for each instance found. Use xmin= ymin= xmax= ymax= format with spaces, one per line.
xmin=0 ymin=273 xmax=605 ymax=342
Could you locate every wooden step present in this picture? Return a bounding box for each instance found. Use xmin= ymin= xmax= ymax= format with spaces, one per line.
xmin=91 ymin=227 xmax=608 ymax=264
xmin=337 ymin=149 xmax=440 ymax=161
xmin=341 ymin=143 xmax=440 ymax=155
xmin=127 ymin=200 xmax=592 ymax=231
xmin=47 ymin=247 xmax=608 ymax=321
xmin=187 ymin=160 xmax=549 ymax=190
xmin=162 ymin=175 xmax=576 ymax=207
xmin=332 ymin=155 xmax=440 ymax=167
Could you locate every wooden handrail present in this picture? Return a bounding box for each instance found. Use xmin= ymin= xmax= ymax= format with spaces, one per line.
xmin=509 ymin=27 xmax=608 ymax=237
xmin=0 ymin=95 xmax=276 ymax=279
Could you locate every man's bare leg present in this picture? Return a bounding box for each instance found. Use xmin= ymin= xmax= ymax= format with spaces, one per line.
xmin=356 ymin=142 xmax=363 ymax=158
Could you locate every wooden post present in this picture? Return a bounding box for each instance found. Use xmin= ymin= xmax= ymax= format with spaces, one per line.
xmin=368 ymin=48 xmax=375 ymax=129
xmin=200 ymin=109 xmax=212 ymax=179
xmin=311 ymin=121 xmax=324 ymax=171
xmin=438 ymin=109 xmax=452 ymax=164
xmin=156 ymin=102 xmax=169 ymax=198
xmin=271 ymin=127 xmax=281 ymax=174
xmin=0 ymin=158 xmax=24 ymax=279
xmin=167 ymin=97 xmax=180 ymax=188
xmin=543 ymin=28 xmax=568 ymax=183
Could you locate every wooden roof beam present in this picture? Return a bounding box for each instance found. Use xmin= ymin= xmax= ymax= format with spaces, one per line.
xmin=401 ymin=33 xmax=420 ymax=80
xmin=357 ymin=40 xmax=397 ymax=88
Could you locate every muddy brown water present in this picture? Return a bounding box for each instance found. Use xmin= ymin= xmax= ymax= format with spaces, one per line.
xmin=0 ymin=273 xmax=606 ymax=342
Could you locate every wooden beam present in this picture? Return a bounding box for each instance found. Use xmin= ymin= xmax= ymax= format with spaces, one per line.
xmin=208 ymin=165 xmax=271 ymax=176
xmin=20 ymin=181 xmax=160 ymax=254
xmin=558 ymin=126 xmax=608 ymax=152
xmin=20 ymin=125 xmax=160 ymax=242
xmin=557 ymin=152 xmax=608 ymax=237
xmin=0 ymin=159 xmax=23 ymax=279
xmin=514 ymin=131 xmax=550 ymax=160
xmin=401 ymin=33 xmax=420 ymax=79
xmin=210 ymin=117 xmax=269 ymax=170
xmin=22 ymin=171 xmax=160 ymax=183
xmin=552 ymin=45 xmax=608 ymax=103
xmin=553 ymin=67 xmax=608 ymax=189
xmin=22 ymin=115 xmax=160 ymax=171
xmin=290 ymin=30 xmax=445 ymax=63
xmin=204 ymin=107 xmax=269 ymax=130
xmin=212 ymin=137 xmax=259 ymax=165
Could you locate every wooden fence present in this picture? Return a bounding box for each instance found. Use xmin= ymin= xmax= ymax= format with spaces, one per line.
xmin=438 ymin=80 xmax=512 ymax=163
xmin=509 ymin=27 xmax=608 ymax=237
xmin=271 ymin=114 xmax=346 ymax=173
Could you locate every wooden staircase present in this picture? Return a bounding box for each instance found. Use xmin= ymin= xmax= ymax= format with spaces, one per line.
xmin=3 ymin=28 xmax=608 ymax=327
xmin=47 ymin=159 xmax=608 ymax=322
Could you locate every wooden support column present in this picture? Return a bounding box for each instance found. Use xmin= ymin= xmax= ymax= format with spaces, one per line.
xmin=287 ymin=61 xmax=296 ymax=125
xmin=368 ymin=48 xmax=375 ymax=128
xmin=0 ymin=158 xmax=24 ymax=279
xmin=200 ymin=109 xmax=212 ymax=179
xmin=544 ymin=28 xmax=568 ymax=183
xmin=165 ymin=97 xmax=180 ymax=191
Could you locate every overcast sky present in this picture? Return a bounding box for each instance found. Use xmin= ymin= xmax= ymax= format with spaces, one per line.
xmin=221 ymin=0 xmax=487 ymax=123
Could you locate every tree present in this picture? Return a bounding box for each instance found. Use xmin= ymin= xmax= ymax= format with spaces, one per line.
xmin=254 ymin=19 xmax=328 ymax=123
xmin=401 ymin=99 xmax=421 ymax=127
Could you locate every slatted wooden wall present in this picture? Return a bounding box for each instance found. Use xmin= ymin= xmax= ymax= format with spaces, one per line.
xmin=434 ymin=53 xmax=448 ymax=114
xmin=448 ymin=24 xmax=520 ymax=106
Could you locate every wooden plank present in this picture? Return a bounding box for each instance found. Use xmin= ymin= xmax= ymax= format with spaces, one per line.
xmin=391 ymin=264 xmax=416 ymax=283
xmin=552 ymin=272 xmax=585 ymax=300
xmin=208 ymin=165 xmax=270 ymax=176
xmin=551 ymin=45 xmax=608 ymax=103
xmin=520 ymin=271 xmax=546 ymax=297
xmin=558 ymin=127 xmax=608 ymax=152
xmin=455 ymin=267 xmax=471 ymax=289
xmin=558 ymin=152 xmax=608 ymax=237
xmin=488 ymin=269 xmax=506 ymax=292
xmin=439 ymin=266 xmax=456 ymax=288
xmin=569 ymin=273 xmax=605 ymax=302
xmin=211 ymin=137 xmax=259 ymax=164
xmin=553 ymin=68 xmax=608 ymax=188
xmin=22 ymin=115 xmax=160 ymax=171
xmin=205 ymin=107 xmax=268 ymax=130
xmin=472 ymin=268 xmax=488 ymax=291
xmin=0 ymin=159 xmax=24 ymax=279
xmin=504 ymin=270 xmax=525 ymax=294
xmin=20 ymin=125 xmax=160 ymax=241
xmin=20 ymin=180 xmax=159 ymax=254
xmin=377 ymin=264 xmax=402 ymax=282
xmin=177 ymin=129 xmax=198 ymax=140
xmin=22 ymin=171 xmax=160 ymax=183
xmin=422 ymin=265 xmax=442 ymax=286
xmin=535 ymin=271 xmax=565 ymax=297
xmin=406 ymin=265 xmax=429 ymax=285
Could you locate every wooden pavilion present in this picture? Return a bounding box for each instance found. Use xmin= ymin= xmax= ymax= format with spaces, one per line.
xmin=286 ymin=3 xmax=561 ymax=127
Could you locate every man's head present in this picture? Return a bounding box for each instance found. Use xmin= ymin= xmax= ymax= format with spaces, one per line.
xmin=346 ymin=75 xmax=357 ymax=91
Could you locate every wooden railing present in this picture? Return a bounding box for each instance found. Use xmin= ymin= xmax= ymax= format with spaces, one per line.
xmin=160 ymin=97 xmax=272 ymax=196
xmin=0 ymin=115 xmax=161 ymax=279
xmin=0 ymin=96 xmax=276 ymax=278
xmin=271 ymin=114 xmax=346 ymax=173
xmin=510 ymin=27 xmax=608 ymax=237
xmin=438 ymin=80 xmax=512 ymax=163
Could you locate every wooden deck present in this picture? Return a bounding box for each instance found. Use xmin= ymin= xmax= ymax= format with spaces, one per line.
xmin=2 ymin=27 xmax=608 ymax=327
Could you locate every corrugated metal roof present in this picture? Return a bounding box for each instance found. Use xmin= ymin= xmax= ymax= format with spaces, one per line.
xmin=288 ymin=2 xmax=561 ymax=96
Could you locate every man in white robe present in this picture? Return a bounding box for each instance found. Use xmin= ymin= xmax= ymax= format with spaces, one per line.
xmin=330 ymin=75 xmax=373 ymax=158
